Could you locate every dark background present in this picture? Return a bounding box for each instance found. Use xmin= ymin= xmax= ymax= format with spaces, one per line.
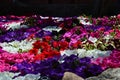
xmin=0 ymin=0 xmax=120 ymax=17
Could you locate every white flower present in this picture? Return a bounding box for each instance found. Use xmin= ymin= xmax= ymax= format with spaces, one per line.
xmin=3 ymin=21 xmax=28 ymax=30
xmin=77 ymin=16 xmax=92 ymax=25
xmin=77 ymin=49 xmax=112 ymax=58
xmin=61 ymin=49 xmax=112 ymax=58
xmin=43 ymin=26 xmax=62 ymax=32
xmin=40 ymin=16 xmax=49 ymax=19
xmin=60 ymin=49 xmax=78 ymax=56
xmin=88 ymin=36 xmax=98 ymax=43
xmin=104 ymin=34 xmax=113 ymax=40
xmin=0 ymin=39 xmax=36 ymax=53
xmin=76 ymin=49 xmax=87 ymax=57
xmin=14 ymin=74 xmax=40 ymax=80
xmin=52 ymin=17 xmax=64 ymax=22
xmin=0 ymin=72 xmax=40 ymax=80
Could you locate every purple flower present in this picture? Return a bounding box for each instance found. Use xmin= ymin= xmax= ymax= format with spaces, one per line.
xmin=14 ymin=55 xmax=103 ymax=80
xmin=35 ymin=30 xmax=52 ymax=38
xmin=0 ymin=27 xmax=52 ymax=42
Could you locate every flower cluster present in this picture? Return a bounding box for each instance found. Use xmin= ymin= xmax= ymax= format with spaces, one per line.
xmin=0 ymin=16 xmax=26 ymax=31
xmin=0 ymin=72 xmax=40 ymax=80
xmin=14 ymin=55 xmax=103 ymax=80
xmin=29 ymin=36 xmax=69 ymax=60
xmin=0 ymin=14 xmax=120 ymax=80
xmin=92 ymin=50 xmax=120 ymax=69
xmin=0 ymin=39 xmax=36 ymax=53
xmin=0 ymin=27 xmax=52 ymax=42
xmin=0 ymin=52 xmax=34 ymax=72
xmin=61 ymin=49 xmax=112 ymax=58
xmin=62 ymin=25 xmax=120 ymax=50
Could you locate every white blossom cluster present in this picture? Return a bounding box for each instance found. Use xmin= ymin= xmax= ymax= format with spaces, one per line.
xmin=0 ymin=39 xmax=36 ymax=53
xmin=77 ymin=16 xmax=92 ymax=25
xmin=3 ymin=21 xmax=28 ymax=30
xmin=61 ymin=49 xmax=112 ymax=58
xmin=0 ymin=72 xmax=40 ymax=80
xmin=43 ymin=26 xmax=62 ymax=32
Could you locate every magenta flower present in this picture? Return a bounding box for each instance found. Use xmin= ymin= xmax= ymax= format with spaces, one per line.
xmin=93 ymin=50 xmax=120 ymax=70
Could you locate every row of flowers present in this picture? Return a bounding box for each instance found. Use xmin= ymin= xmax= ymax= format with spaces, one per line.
xmin=0 ymin=14 xmax=120 ymax=80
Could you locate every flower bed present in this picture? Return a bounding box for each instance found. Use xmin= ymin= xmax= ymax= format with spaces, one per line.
xmin=0 ymin=14 xmax=120 ymax=80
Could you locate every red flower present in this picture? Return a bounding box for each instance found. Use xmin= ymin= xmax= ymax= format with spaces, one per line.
xmin=52 ymin=41 xmax=59 ymax=48
xmin=44 ymin=36 xmax=52 ymax=42
xmin=41 ymin=42 xmax=51 ymax=51
xmin=44 ymin=50 xmax=60 ymax=58
xmin=72 ymin=41 xmax=82 ymax=48
xmin=34 ymin=54 xmax=45 ymax=60
xmin=42 ymin=51 xmax=51 ymax=58
xmin=77 ymin=40 xmax=82 ymax=45
xmin=59 ymin=41 xmax=69 ymax=51
xmin=51 ymin=50 xmax=60 ymax=56
xmin=29 ymin=48 xmax=39 ymax=55
xmin=59 ymin=23 xmax=64 ymax=28
xmin=34 ymin=50 xmax=60 ymax=61
xmin=31 ymin=39 xmax=61 ymax=60
xmin=33 ymin=40 xmax=41 ymax=49
xmin=72 ymin=43 xmax=78 ymax=48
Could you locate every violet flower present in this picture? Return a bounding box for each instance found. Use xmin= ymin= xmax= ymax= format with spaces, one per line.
xmin=0 ymin=27 xmax=52 ymax=42
xmin=14 ymin=55 xmax=103 ymax=80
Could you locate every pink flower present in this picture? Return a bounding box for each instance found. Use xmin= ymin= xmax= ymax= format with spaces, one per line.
xmin=117 ymin=14 xmax=120 ymax=19
xmin=11 ymin=66 xmax=18 ymax=71
xmin=63 ymin=32 xmax=72 ymax=38
xmin=90 ymin=32 xmax=100 ymax=38
xmin=98 ymin=27 xmax=105 ymax=32
xmin=114 ymin=29 xmax=120 ymax=39
xmin=93 ymin=50 xmax=120 ymax=69
xmin=0 ymin=52 xmax=34 ymax=72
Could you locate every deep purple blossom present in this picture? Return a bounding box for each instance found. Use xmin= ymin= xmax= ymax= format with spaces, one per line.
xmin=84 ymin=25 xmax=111 ymax=32
xmin=14 ymin=55 xmax=103 ymax=80
xmin=0 ymin=30 xmax=31 ymax=42
xmin=35 ymin=30 xmax=52 ymax=38
xmin=0 ymin=27 xmax=52 ymax=42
